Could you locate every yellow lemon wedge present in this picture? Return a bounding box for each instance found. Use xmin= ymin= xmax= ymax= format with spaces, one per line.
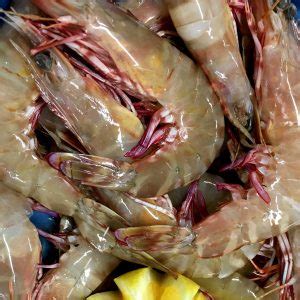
xmin=114 ymin=267 xmax=161 ymax=300
xmin=160 ymin=274 xmax=200 ymax=300
xmin=87 ymin=291 xmax=121 ymax=300
xmin=88 ymin=268 xmax=207 ymax=300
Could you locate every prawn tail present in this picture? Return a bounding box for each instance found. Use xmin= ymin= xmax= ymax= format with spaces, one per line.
xmin=47 ymin=152 xmax=136 ymax=191
xmin=114 ymin=225 xmax=195 ymax=253
xmin=211 ymin=82 xmax=254 ymax=144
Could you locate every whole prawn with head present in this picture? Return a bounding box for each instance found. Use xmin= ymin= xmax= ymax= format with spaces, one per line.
xmin=31 ymin=0 xmax=225 ymax=199
xmin=8 ymin=13 xmax=177 ymax=227
xmin=114 ymin=0 xmax=300 ymax=259
xmin=164 ymin=0 xmax=255 ymax=139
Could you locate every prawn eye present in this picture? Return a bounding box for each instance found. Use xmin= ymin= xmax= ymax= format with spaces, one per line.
xmin=34 ymin=52 xmax=52 ymax=72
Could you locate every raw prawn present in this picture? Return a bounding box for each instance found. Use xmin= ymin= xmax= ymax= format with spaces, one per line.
xmin=164 ymin=0 xmax=254 ymax=138
xmin=7 ymin=17 xmax=177 ymax=226
xmin=32 ymin=0 xmax=225 ymax=198
xmin=37 ymin=108 xmax=258 ymax=280
xmin=34 ymin=101 xmax=258 ymax=281
xmin=114 ymin=0 xmax=300 ymax=258
xmin=34 ymin=238 xmax=120 ymax=300
xmin=0 ymin=183 xmax=41 ymax=299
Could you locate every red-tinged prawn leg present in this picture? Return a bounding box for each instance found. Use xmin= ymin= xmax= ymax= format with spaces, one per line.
xmin=177 ymin=180 xmax=209 ymax=227
xmin=125 ymin=108 xmax=176 ymax=159
xmin=277 ymin=233 xmax=295 ymax=299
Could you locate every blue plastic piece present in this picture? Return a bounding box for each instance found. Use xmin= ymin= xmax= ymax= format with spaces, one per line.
xmin=30 ymin=211 xmax=60 ymax=264
xmin=30 ymin=211 xmax=59 ymax=232
xmin=293 ymin=0 xmax=300 ymax=19
xmin=0 ymin=0 xmax=11 ymax=25
xmin=0 ymin=0 xmax=11 ymax=10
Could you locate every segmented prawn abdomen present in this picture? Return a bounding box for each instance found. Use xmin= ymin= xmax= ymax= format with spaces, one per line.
xmin=165 ymin=0 xmax=254 ymax=132
xmin=259 ymin=13 xmax=300 ymax=144
xmin=36 ymin=240 xmax=120 ymax=299
xmin=0 ymin=183 xmax=40 ymax=299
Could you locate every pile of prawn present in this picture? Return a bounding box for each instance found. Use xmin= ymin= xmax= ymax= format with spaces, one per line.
xmin=0 ymin=0 xmax=299 ymax=299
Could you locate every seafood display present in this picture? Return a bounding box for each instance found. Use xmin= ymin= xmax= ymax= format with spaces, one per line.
xmin=0 ymin=0 xmax=299 ymax=299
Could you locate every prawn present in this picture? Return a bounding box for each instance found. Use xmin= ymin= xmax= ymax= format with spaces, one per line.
xmin=33 ymin=238 xmax=120 ymax=300
xmin=114 ymin=0 xmax=300 ymax=258
xmin=35 ymin=100 xmax=259 ymax=280
xmin=0 ymin=183 xmax=41 ymax=299
xmin=7 ymin=16 xmax=177 ymax=226
xmin=31 ymin=0 xmax=225 ymax=198
xmin=164 ymin=0 xmax=254 ymax=140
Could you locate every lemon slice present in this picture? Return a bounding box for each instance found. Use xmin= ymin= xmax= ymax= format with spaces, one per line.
xmin=114 ymin=267 xmax=161 ymax=300
xmin=160 ymin=274 xmax=200 ymax=300
xmin=87 ymin=291 xmax=121 ymax=300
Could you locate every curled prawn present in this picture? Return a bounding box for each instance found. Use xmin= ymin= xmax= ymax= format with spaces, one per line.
xmin=164 ymin=0 xmax=254 ymax=139
xmin=114 ymin=0 xmax=300 ymax=258
xmin=0 ymin=183 xmax=41 ymax=299
xmin=31 ymin=0 xmax=225 ymax=198
xmin=8 ymin=14 xmax=177 ymax=226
